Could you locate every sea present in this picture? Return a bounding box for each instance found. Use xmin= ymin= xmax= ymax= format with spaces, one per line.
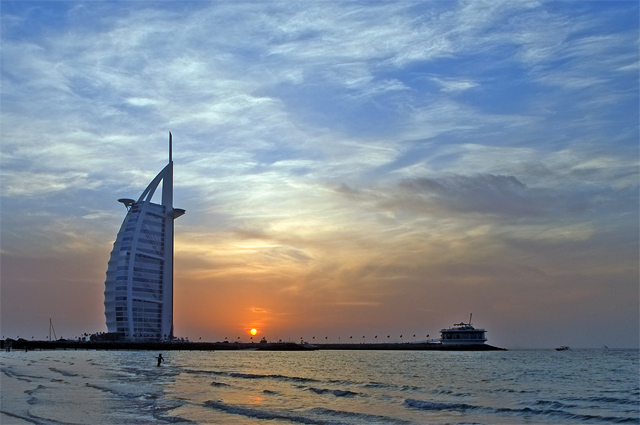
xmin=1 ymin=348 xmax=638 ymax=425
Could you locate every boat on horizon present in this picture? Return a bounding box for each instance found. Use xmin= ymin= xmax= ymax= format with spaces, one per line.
xmin=555 ymin=346 xmax=570 ymax=351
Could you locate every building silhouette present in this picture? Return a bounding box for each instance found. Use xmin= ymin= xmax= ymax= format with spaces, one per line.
xmin=104 ymin=134 xmax=185 ymax=341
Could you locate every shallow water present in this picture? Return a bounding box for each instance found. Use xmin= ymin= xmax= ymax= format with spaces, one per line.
xmin=1 ymin=349 xmax=638 ymax=424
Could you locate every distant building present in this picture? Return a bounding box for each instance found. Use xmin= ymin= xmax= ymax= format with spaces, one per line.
xmin=440 ymin=320 xmax=487 ymax=345
xmin=104 ymin=134 xmax=185 ymax=341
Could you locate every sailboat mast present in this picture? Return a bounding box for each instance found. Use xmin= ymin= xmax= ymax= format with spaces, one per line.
xmin=49 ymin=318 xmax=57 ymax=341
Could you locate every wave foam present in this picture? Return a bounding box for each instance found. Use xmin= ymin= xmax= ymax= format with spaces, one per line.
xmin=185 ymin=369 xmax=319 ymax=383
xmin=48 ymin=367 xmax=77 ymax=377
xmin=308 ymin=407 xmax=412 ymax=424
xmin=308 ymin=387 xmax=360 ymax=397
xmin=204 ymin=400 xmax=344 ymax=425
xmin=404 ymin=398 xmax=640 ymax=423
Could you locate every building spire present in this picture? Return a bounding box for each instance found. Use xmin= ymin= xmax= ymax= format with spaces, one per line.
xmin=104 ymin=132 xmax=184 ymax=341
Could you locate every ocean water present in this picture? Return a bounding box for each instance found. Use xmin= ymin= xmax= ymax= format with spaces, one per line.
xmin=1 ymin=349 xmax=638 ymax=424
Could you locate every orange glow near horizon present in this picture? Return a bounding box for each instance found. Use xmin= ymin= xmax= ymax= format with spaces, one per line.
xmin=250 ymin=328 xmax=258 ymax=336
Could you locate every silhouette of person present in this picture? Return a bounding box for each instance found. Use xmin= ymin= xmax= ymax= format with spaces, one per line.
xmin=157 ymin=353 xmax=164 ymax=367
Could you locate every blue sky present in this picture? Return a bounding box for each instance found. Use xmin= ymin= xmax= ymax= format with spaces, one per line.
xmin=1 ymin=1 xmax=638 ymax=348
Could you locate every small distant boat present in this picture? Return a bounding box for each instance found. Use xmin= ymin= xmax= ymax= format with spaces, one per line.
xmin=555 ymin=346 xmax=570 ymax=351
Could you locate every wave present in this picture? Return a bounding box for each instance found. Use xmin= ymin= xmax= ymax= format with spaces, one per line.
xmin=0 ymin=409 xmax=72 ymax=425
xmin=204 ymin=401 xmax=409 ymax=425
xmin=361 ymin=381 xmax=425 ymax=394
xmin=229 ymin=372 xmax=320 ymax=383
xmin=24 ymin=384 xmax=47 ymax=406
xmin=48 ymin=367 xmax=77 ymax=377
xmin=327 ymin=379 xmax=356 ymax=386
xmin=85 ymin=382 xmax=156 ymax=400
xmin=307 ymin=407 xmax=412 ymax=424
xmin=401 ymin=385 xmax=423 ymax=392
xmin=362 ymin=381 xmax=395 ymax=389
xmin=307 ymin=387 xmax=360 ymax=397
xmin=404 ymin=399 xmax=640 ymax=424
xmin=404 ymin=400 xmax=478 ymax=411
xmin=1 ymin=366 xmax=43 ymax=383
xmin=204 ymin=400 xmax=345 ymax=425
xmin=85 ymin=383 xmax=190 ymax=423
xmin=361 ymin=381 xmax=425 ymax=395
xmin=0 ymin=366 xmax=28 ymax=382
xmin=333 ymin=390 xmax=359 ymax=397
xmin=184 ymin=369 xmax=320 ymax=384
xmin=120 ymin=366 xmax=181 ymax=379
xmin=533 ymin=399 xmax=577 ymax=409
xmin=586 ymin=396 xmax=639 ymax=406
xmin=190 ymin=370 xmax=424 ymax=397
xmin=431 ymin=387 xmax=470 ymax=397
xmin=0 ymin=411 xmax=37 ymax=425
xmin=23 ymin=385 xmax=46 ymax=396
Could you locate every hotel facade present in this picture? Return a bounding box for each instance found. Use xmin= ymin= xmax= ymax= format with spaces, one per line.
xmin=103 ymin=134 xmax=185 ymax=341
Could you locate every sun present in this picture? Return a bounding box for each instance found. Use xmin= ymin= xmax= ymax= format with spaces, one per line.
xmin=250 ymin=328 xmax=258 ymax=336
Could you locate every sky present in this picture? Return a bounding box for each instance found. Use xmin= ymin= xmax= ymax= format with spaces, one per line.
xmin=1 ymin=1 xmax=638 ymax=349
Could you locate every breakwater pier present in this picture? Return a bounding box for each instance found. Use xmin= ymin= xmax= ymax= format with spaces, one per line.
xmin=2 ymin=339 xmax=505 ymax=351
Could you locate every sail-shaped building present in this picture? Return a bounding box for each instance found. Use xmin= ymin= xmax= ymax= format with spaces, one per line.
xmin=104 ymin=134 xmax=185 ymax=341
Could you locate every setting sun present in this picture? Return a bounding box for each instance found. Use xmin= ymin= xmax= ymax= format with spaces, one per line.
xmin=250 ymin=328 xmax=258 ymax=336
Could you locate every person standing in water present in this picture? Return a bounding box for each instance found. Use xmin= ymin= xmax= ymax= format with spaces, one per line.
xmin=156 ymin=353 xmax=164 ymax=367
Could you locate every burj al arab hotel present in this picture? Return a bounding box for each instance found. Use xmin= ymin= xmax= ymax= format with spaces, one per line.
xmin=104 ymin=133 xmax=185 ymax=341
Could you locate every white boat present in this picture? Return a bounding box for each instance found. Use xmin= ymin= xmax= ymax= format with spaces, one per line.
xmin=440 ymin=314 xmax=487 ymax=345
